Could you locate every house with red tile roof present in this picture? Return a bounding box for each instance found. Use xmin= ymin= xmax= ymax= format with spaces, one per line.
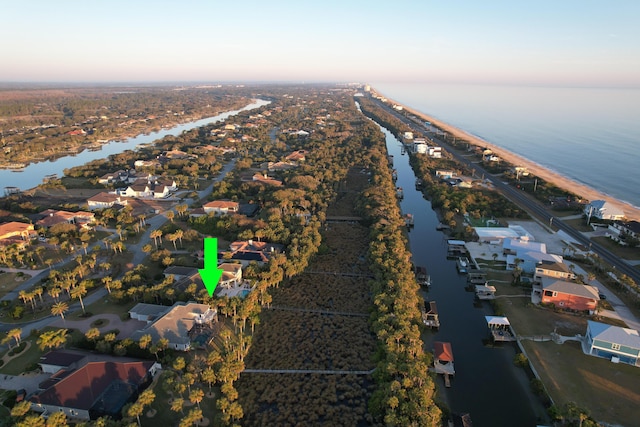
xmin=86 ymin=192 xmax=129 ymax=210
xmin=35 ymin=210 xmax=95 ymax=229
xmin=285 ymin=149 xmax=309 ymax=162
xmin=203 ymin=200 xmax=239 ymax=215
xmin=252 ymin=173 xmax=282 ymax=186
xmin=0 ymin=221 xmax=36 ymax=247
xmin=30 ymin=357 xmax=159 ymax=420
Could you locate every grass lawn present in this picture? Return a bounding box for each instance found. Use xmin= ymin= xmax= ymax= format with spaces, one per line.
xmin=0 ymin=272 xmax=30 ymax=300
xmin=524 ymin=340 xmax=640 ymax=427
xmin=68 ymin=296 xmax=136 ymax=320
xmin=561 ymin=218 xmax=593 ymax=232
xmin=489 ymin=279 xmax=640 ymax=426
xmin=0 ymin=335 xmax=43 ymax=375
xmin=591 ymin=236 xmax=640 ymax=261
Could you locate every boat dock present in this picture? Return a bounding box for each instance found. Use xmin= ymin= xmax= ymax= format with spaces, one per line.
xmin=404 ymin=213 xmax=414 ymax=228
xmin=433 ymin=341 xmax=455 ymax=387
xmin=485 ymin=316 xmax=516 ymax=342
xmin=415 ymin=265 xmax=430 ymax=287
xmin=422 ymin=300 xmax=440 ymax=329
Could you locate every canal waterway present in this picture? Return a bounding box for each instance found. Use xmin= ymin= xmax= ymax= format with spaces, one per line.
xmin=0 ymin=99 xmax=270 ymax=191
xmin=379 ymin=125 xmax=548 ymax=426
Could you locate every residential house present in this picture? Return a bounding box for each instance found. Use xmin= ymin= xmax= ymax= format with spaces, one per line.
xmin=203 ymin=200 xmax=239 ymax=215
xmin=128 ymin=302 xmax=170 ymax=323
xmin=584 ymin=200 xmax=625 ymax=221
xmin=534 ymin=260 xmax=576 ymax=281
xmin=585 ymin=320 xmax=640 ymax=366
xmin=427 ymin=146 xmax=442 ymax=158
xmin=535 ymin=277 xmax=600 ymax=313
xmin=607 ymin=220 xmax=640 ymax=246
xmin=130 ymin=302 xmax=217 ymax=351
xmin=285 ymin=150 xmax=309 ymax=162
xmin=252 ymin=173 xmax=283 ymax=186
xmin=229 ymin=250 xmax=270 ymax=267
xmin=97 ymin=170 xmax=133 ymax=185
xmin=30 ymin=353 xmax=160 ymax=421
xmin=38 ymin=350 xmax=86 ymax=374
xmin=0 ymin=221 xmax=36 ymax=244
xmin=435 ymin=170 xmax=457 ymax=179
xmin=35 ymin=210 xmax=95 ymax=230
xmin=122 ymin=176 xmax=176 ymax=199
xmin=163 ymin=266 xmax=199 ymax=281
xmin=263 ymin=161 xmax=297 ymax=171
xmin=86 ymin=192 xmax=129 ymax=210
xmin=219 ymin=263 xmax=242 ymax=288
xmin=229 ymin=240 xmax=284 ymax=254
xmin=473 ymin=225 xmax=535 ymax=244
xmin=413 ymin=139 xmax=428 ymax=154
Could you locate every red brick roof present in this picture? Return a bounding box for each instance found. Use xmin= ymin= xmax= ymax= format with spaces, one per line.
xmin=30 ymin=360 xmax=154 ymax=410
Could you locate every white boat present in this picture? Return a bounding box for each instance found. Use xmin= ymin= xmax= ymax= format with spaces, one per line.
xmin=456 ymin=257 xmax=470 ymax=274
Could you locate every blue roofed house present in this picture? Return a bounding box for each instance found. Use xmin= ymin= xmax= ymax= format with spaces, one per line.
xmin=585 ymin=320 xmax=640 ymax=366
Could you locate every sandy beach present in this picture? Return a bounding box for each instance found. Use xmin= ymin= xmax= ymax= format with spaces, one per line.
xmin=391 ymin=101 xmax=640 ymax=222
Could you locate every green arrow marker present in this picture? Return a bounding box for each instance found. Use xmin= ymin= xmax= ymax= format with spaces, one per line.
xmin=199 ymin=237 xmax=224 ymax=297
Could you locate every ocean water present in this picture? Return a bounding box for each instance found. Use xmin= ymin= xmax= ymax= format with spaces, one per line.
xmin=372 ymin=83 xmax=640 ymax=209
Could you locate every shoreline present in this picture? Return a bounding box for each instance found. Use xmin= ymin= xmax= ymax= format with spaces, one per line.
xmin=375 ymin=90 xmax=640 ymax=222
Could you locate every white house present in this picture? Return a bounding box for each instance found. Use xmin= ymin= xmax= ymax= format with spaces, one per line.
xmin=584 ymin=200 xmax=625 ymax=221
xmin=219 ymin=263 xmax=243 ymax=288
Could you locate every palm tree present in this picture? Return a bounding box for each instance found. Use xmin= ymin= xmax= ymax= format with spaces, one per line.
xmin=70 ymin=284 xmax=87 ymax=314
xmin=150 ymin=229 xmax=162 ymax=248
xmin=137 ymin=389 xmax=155 ymax=408
xmin=201 ymin=367 xmax=216 ymax=392
xmin=138 ymin=334 xmax=152 ymax=350
xmin=126 ymin=401 xmax=144 ymax=427
xmin=47 ymin=286 xmax=61 ymax=303
xmin=102 ymin=276 xmax=113 ymax=294
xmin=51 ymin=301 xmax=69 ymax=320
xmin=174 ymin=229 xmax=184 ymax=247
xmin=189 ymin=388 xmax=204 ymax=409
xmin=168 ymin=232 xmax=179 ymax=250
xmin=85 ymin=328 xmax=101 ymax=342
xmin=8 ymin=328 xmax=22 ymax=347
xmin=37 ymin=329 xmax=68 ymax=351
xmin=170 ymin=397 xmax=184 ymax=415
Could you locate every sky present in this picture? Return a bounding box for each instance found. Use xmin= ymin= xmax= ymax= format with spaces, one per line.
xmin=2 ymin=0 xmax=640 ymax=87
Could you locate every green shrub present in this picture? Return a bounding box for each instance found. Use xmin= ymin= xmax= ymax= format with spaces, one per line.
xmin=11 ymin=306 xmax=24 ymax=319
xmin=513 ymin=353 xmax=528 ymax=368
xmin=530 ymin=378 xmax=546 ymax=396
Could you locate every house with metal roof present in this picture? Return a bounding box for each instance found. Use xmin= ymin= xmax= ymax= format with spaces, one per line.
xmin=584 ymin=200 xmax=625 ymax=221
xmin=585 ymin=321 xmax=640 ymax=366
xmin=535 ymin=278 xmax=600 ymax=313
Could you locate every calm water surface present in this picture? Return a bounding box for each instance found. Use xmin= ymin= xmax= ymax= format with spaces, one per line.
xmin=379 ymin=124 xmax=547 ymax=426
xmin=373 ymin=82 xmax=640 ymax=208
xmin=0 ymin=99 xmax=270 ymax=191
